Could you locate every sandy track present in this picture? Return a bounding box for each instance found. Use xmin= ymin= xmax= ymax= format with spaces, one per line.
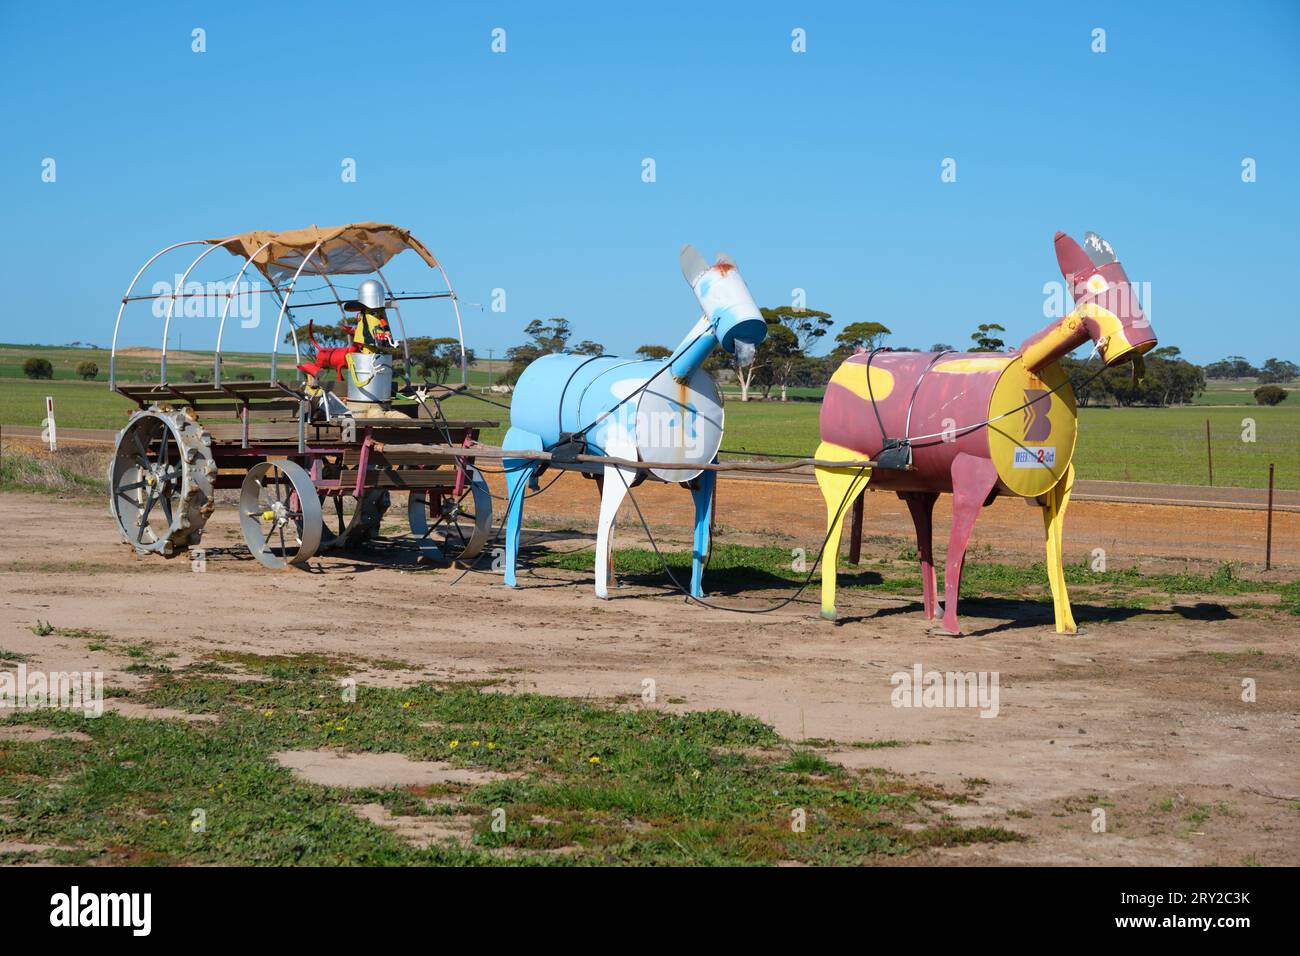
xmin=1 ymin=485 xmax=1297 ymax=866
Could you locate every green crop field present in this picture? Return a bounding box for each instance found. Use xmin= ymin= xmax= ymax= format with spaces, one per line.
xmin=721 ymin=401 xmax=1297 ymax=490
xmin=0 ymin=343 xmax=271 ymax=384
xmin=2 ymin=379 xmax=140 ymax=431
xmin=0 ymin=343 xmax=498 ymax=385
xmin=3 ymin=344 xmax=1295 ymax=489
xmin=1192 ymin=381 xmax=1290 ymax=406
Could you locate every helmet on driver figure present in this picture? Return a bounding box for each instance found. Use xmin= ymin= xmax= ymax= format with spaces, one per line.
xmin=356 ymin=278 xmax=385 ymax=310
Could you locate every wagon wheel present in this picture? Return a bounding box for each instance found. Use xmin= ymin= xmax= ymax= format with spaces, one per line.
xmin=319 ymin=489 xmax=391 ymax=551
xmin=108 ymin=406 xmax=216 ymax=557
xmin=407 ymin=464 xmax=493 ymax=563
xmin=239 ymin=461 xmax=323 ymax=569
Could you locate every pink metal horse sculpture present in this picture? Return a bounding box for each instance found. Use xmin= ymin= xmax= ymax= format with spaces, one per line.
xmin=815 ymin=230 xmax=1157 ymax=634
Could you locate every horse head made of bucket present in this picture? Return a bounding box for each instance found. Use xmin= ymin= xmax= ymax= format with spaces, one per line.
xmin=500 ymin=246 xmax=768 ymax=598
xmin=814 ymin=230 xmax=1157 ymax=634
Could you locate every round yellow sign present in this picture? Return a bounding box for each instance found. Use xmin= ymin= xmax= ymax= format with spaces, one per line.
xmin=987 ymin=357 xmax=1078 ymax=498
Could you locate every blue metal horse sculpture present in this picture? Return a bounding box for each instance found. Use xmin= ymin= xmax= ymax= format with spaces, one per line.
xmin=501 ymin=246 xmax=768 ymax=598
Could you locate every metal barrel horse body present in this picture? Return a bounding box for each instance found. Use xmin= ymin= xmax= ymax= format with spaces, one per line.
xmin=501 ymin=246 xmax=768 ymax=598
xmin=814 ymin=230 xmax=1158 ymax=634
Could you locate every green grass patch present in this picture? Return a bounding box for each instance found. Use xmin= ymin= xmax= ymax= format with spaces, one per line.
xmin=207 ymin=651 xmax=351 ymax=681
xmin=780 ymin=748 xmax=838 ymax=774
xmin=851 ymin=739 xmax=910 ymax=749
xmin=0 ymin=653 xmax=1019 ymax=865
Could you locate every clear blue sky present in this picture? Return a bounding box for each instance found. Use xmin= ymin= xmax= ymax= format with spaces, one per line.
xmin=2 ymin=0 xmax=1297 ymax=366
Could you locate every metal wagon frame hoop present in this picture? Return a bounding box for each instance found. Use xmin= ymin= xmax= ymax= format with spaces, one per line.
xmin=111 ymin=223 xmax=469 ymax=395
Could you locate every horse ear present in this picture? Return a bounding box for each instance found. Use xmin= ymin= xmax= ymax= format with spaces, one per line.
xmin=1082 ymin=231 xmax=1118 ymax=265
xmin=680 ymin=244 xmax=709 ymax=286
xmin=1054 ymin=231 xmax=1094 ymax=283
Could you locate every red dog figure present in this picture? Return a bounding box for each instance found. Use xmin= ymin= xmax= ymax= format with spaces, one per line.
xmin=297 ymin=321 xmax=358 ymax=382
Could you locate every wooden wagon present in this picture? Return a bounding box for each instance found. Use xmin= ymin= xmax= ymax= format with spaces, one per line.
xmin=105 ymin=223 xmax=496 ymax=568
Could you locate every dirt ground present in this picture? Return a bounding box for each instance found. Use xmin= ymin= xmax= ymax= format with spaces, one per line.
xmin=2 ymin=472 xmax=1297 ymax=866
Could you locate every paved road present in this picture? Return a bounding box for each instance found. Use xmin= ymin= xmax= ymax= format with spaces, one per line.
xmin=3 ymin=423 xmax=1295 ymax=513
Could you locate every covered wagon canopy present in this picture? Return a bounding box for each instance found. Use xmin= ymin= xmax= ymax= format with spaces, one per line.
xmin=206 ymin=221 xmax=440 ymax=283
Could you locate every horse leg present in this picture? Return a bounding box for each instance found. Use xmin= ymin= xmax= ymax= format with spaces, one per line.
xmin=848 ymin=491 xmax=865 ymax=565
xmin=1041 ymin=462 xmax=1078 ymax=633
xmin=594 ymin=465 xmax=638 ymax=599
xmin=942 ymin=454 xmax=1000 ymax=634
xmin=501 ymin=426 xmax=543 ymax=588
xmin=593 ymin=474 xmax=612 ymax=587
xmin=688 ymin=466 xmax=717 ymax=598
xmin=813 ymin=442 xmax=872 ymax=621
xmin=900 ymin=491 xmax=939 ymax=620
xmin=593 ymin=431 xmax=639 ymax=598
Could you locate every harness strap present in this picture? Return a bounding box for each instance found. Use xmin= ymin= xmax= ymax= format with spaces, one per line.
xmin=865 ymin=348 xmax=952 ymax=470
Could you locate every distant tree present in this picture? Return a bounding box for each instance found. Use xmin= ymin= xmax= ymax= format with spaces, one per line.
xmin=287 ymin=322 xmax=350 ymax=348
xmin=705 ymin=332 xmax=768 ymax=402
xmin=715 ymin=344 xmax=761 ymax=402
xmin=23 ymin=358 xmax=53 ymax=380
xmin=1070 ymin=345 xmax=1204 ymax=406
xmin=406 ymin=336 xmax=459 ymax=383
xmin=761 ymin=305 xmax=833 ymax=401
xmin=235 ymin=372 xmax=255 ymax=382
xmin=502 ymin=317 xmax=572 ymax=384
xmin=752 ymin=322 xmax=801 ymax=400
xmin=970 ymin=323 xmax=1006 ymax=351
xmin=1203 ymin=355 xmax=1258 ymax=379
xmin=833 ymin=321 xmax=891 ymax=358
xmin=1254 ymin=385 xmax=1288 ymax=406
xmin=182 ymin=369 xmax=197 ymax=383
xmin=930 ymin=343 xmax=956 ymax=352
xmin=636 ymin=344 xmax=672 ymax=360
xmin=523 ymin=318 xmax=572 ymax=353
xmin=418 ymin=338 xmax=473 ymax=383
xmin=1141 ymin=347 xmax=1204 ymax=405
xmin=77 ymin=360 xmax=99 ymax=381
xmin=799 ymin=354 xmax=839 ymax=390
xmin=1061 ymin=356 xmax=1103 ymax=406
xmin=571 ymin=340 xmax=605 ymax=356
xmin=1258 ymin=357 xmax=1299 ymax=384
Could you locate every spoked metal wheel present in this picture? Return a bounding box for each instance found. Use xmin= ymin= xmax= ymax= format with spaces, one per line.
xmin=108 ymin=406 xmax=216 ymax=557
xmin=319 ymin=489 xmax=391 ymax=552
xmin=407 ymin=464 xmax=493 ymax=563
xmin=239 ymin=461 xmax=322 ymax=569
